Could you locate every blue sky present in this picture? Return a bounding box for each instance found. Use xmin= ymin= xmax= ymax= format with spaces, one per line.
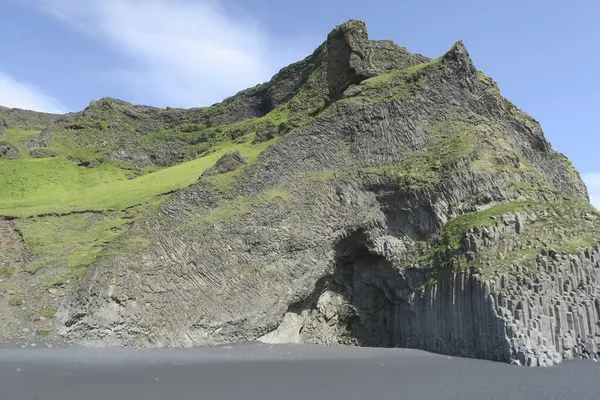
xmin=1 ymin=0 xmax=598 ymax=206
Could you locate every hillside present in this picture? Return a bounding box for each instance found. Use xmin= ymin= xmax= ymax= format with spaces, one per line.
xmin=1 ymin=20 xmax=598 ymax=367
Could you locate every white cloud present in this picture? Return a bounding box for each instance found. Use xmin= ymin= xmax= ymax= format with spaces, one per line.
xmin=0 ymin=71 xmax=66 ymax=113
xmin=26 ymin=0 xmax=305 ymax=108
xmin=583 ymin=172 xmax=600 ymax=210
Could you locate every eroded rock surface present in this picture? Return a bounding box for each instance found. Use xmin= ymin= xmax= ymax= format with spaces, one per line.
xmin=201 ymin=151 xmax=247 ymax=177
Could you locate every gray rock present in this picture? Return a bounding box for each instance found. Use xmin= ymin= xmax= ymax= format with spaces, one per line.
xmin=201 ymin=151 xmax=248 ymax=177
xmin=0 ymin=143 xmax=19 ymax=159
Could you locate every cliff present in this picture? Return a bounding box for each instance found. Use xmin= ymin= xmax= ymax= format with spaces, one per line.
xmin=0 ymin=20 xmax=597 ymax=366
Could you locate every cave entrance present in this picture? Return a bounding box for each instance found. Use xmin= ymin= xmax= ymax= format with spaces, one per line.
xmin=330 ymin=229 xmax=412 ymax=348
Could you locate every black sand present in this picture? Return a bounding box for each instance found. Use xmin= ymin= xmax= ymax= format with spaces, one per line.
xmin=1 ymin=343 xmax=599 ymax=400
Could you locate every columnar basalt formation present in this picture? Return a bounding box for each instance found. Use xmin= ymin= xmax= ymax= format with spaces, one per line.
xmin=0 ymin=20 xmax=597 ymax=366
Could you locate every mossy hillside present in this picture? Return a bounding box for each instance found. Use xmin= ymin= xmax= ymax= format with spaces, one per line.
xmin=365 ymin=120 xmax=480 ymax=188
xmin=0 ymin=105 xmax=62 ymax=128
xmin=44 ymin=81 xmax=324 ymax=168
xmin=339 ymin=53 xmax=447 ymax=105
xmin=16 ymin=212 xmax=133 ymax=279
xmin=209 ymin=73 xmax=328 ymax=143
xmin=425 ymin=199 xmax=600 ymax=276
xmin=0 ymin=139 xmax=274 ymax=217
xmin=179 ymin=188 xmax=292 ymax=240
xmin=441 ymin=201 xmax=541 ymax=249
xmin=8 ymin=197 xmax=165 ymax=294
xmin=2 ymin=128 xmax=43 ymax=158
xmin=363 ymin=113 xmax=545 ymax=194
xmin=0 ymin=84 xmax=319 ymax=218
xmin=29 ymin=148 xmax=59 ymax=159
xmin=0 ymin=157 xmax=129 ymax=213
xmin=440 ymin=199 xmax=599 ymax=250
xmin=66 ymin=140 xmax=273 ymax=212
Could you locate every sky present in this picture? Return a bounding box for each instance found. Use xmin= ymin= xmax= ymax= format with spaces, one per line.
xmin=0 ymin=0 xmax=598 ymax=207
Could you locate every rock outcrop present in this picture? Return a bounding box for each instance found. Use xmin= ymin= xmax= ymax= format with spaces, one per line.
xmin=1 ymin=20 xmax=596 ymax=367
xmin=201 ymin=151 xmax=247 ymax=177
xmin=0 ymin=142 xmax=19 ymax=159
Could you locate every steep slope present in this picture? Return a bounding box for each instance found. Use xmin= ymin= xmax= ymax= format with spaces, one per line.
xmin=1 ymin=20 xmax=598 ymax=366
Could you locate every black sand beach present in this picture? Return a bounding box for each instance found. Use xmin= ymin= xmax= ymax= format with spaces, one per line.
xmin=1 ymin=343 xmax=599 ymax=400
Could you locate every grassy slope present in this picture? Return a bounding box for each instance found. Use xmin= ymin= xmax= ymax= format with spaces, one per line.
xmin=0 ymin=125 xmax=276 ymax=339
xmin=0 ymin=139 xmax=273 ymax=217
xmin=1 ymin=128 xmax=42 ymax=157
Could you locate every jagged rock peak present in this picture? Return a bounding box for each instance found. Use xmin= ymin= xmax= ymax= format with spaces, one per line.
xmin=441 ymin=39 xmax=476 ymax=77
xmin=327 ymin=19 xmax=369 ymax=41
xmin=326 ymin=19 xmax=377 ymax=101
xmin=88 ymin=97 xmax=130 ymax=107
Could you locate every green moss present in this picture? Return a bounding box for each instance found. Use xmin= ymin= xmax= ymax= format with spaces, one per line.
xmin=16 ymin=211 xmax=137 ymax=289
xmin=219 ymin=83 xmax=322 ymax=142
xmin=203 ymin=189 xmax=291 ymax=225
xmin=178 ymin=188 xmax=291 ymax=241
xmin=70 ymin=267 xmax=88 ymax=279
xmin=0 ymin=266 xmax=15 ymax=277
xmin=3 ymin=128 xmax=42 ymax=158
xmin=39 ymin=306 xmax=57 ymax=318
xmin=0 ymin=157 xmax=128 ymax=216
xmin=442 ymin=201 xmax=539 ymax=249
xmin=365 ymin=121 xmax=479 ymax=188
xmin=0 ymin=139 xmax=273 ymax=217
xmin=24 ymin=312 xmax=41 ymax=322
xmin=477 ymin=71 xmax=496 ymax=86
xmin=341 ymin=55 xmax=447 ymax=106
xmin=29 ymin=147 xmax=59 ymax=158
xmin=202 ymin=169 xmax=244 ymax=193
xmin=17 ymin=213 xmax=131 ymax=270
xmin=8 ymin=297 xmax=24 ymax=306
xmin=429 ymin=199 xmax=600 ymax=276
xmin=36 ymin=329 xmax=51 ymax=336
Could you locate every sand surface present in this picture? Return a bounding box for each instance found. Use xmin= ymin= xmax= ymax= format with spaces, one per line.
xmin=1 ymin=343 xmax=599 ymax=400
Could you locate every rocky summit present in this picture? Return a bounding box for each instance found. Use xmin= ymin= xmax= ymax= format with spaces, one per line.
xmin=0 ymin=20 xmax=598 ymax=367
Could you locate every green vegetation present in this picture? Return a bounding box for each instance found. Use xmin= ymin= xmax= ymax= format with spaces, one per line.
xmin=8 ymin=297 xmax=24 ymax=306
xmin=441 ymin=199 xmax=599 ymax=251
xmin=0 ymin=139 xmax=274 ymax=217
xmin=477 ymin=71 xmax=492 ymax=85
xmin=0 ymin=266 xmax=15 ymax=277
xmin=202 ymin=189 xmax=289 ymax=225
xmin=0 ymin=157 xmax=128 ymax=215
xmin=365 ymin=121 xmax=480 ymax=188
xmin=40 ymin=306 xmax=57 ymax=318
xmin=15 ymin=212 xmax=135 ymax=285
xmin=340 ymin=55 xmax=447 ymax=105
xmin=178 ymin=188 xmax=291 ymax=240
xmin=441 ymin=201 xmax=539 ymax=249
xmin=29 ymin=148 xmax=59 ymax=158
xmin=24 ymin=312 xmax=41 ymax=322
xmin=427 ymin=199 xmax=600 ymax=276
xmin=36 ymin=329 xmax=51 ymax=336
xmin=2 ymin=128 xmax=42 ymax=158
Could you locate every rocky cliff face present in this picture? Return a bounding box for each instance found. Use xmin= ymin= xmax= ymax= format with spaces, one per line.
xmin=0 ymin=20 xmax=597 ymax=366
